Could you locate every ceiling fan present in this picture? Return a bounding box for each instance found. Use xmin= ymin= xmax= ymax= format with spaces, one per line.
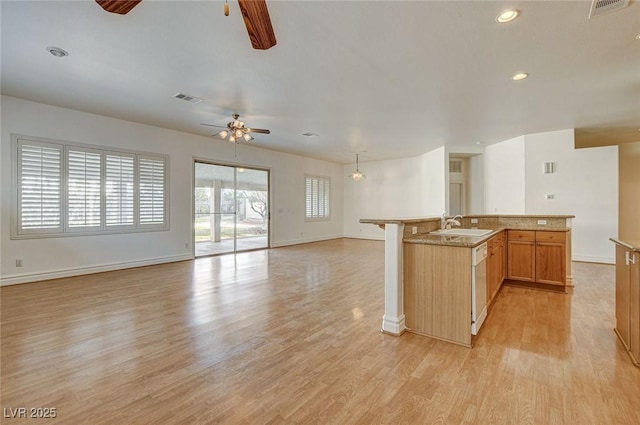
xmin=95 ymin=0 xmax=277 ymax=50
xmin=201 ymin=113 xmax=270 ymax=143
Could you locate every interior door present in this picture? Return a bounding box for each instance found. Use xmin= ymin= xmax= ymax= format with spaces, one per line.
xmin=194 ymin=162 xmax=269 ymax=257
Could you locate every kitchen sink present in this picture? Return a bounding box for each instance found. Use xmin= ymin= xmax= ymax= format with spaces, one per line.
xmin=429 ymin=228 xmax=493 ymax=237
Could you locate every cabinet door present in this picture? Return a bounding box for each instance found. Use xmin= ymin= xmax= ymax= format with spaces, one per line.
xmin=487 ymin=247 xmax=496 ymax=303
xmin=498 ymin=237 xmax=506 ymax=285
xmin=507 ymin=240 xmax=535 ymax=282
xmin=615 ymin=245 xmax=631 ymax=349
xmin=535 ymin=242 xmax=566 ymax=285
xmin=486 ymin=238 xmax=496 ymax=303
xmin=630 ymin=252 xmax=640 ymax=363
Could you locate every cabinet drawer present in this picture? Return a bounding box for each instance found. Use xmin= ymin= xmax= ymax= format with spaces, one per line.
xmin=508 ymin=230 xmax=535 ymax=242
xmin=536 ymin=231 xmax=566 ymax=243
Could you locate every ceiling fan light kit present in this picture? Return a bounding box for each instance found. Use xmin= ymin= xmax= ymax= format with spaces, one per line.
xmin=201 ymin=114 xmax=269 ymax=144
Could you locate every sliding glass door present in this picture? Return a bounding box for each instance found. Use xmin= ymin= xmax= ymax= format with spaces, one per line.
xmin=194 ymin=162 xmax=269 ymax=257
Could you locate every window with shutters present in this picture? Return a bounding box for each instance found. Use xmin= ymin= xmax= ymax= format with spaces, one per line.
xmin=105 ymin=153 xmax=135 ymax=229
xmin=17 ymin=140 xmax=63 ymax=235
xmin=67 ymin=147 xmax=102 ymax=230
xmin=12 ymin=136 xmax=168 ymax=238
xmin=305 ymin=175 xmax=330 ymax=221
xmin=138 ymin=156 xmax=166 ymax=228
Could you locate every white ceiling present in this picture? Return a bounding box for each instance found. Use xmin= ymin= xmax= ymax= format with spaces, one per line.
xmin=2 ymin=0 xmax=639 ymax=164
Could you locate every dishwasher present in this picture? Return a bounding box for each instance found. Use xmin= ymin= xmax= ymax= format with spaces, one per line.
xmin=471 ymin=242 xmax=488 ymax=335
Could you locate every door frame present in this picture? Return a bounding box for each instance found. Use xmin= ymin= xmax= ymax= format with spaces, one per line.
xmin=192 ymin=157 xmax=271 ymax=258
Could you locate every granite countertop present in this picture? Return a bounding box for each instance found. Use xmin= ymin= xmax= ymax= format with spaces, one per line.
xmin=404 ymin=226 xmax=571 ymax=248
xmin=404 ymin=232 xmax=498 ymax=247
xmin=610 ymin=238 xmax=640 ymax=252
xmin=360 ymin=214 xmax=575 ymax=225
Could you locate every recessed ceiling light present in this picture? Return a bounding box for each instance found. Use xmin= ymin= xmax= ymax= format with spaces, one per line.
xmin=496 ymin=10 xmax=519 ymax=23
xmin=512 ymin=72 xmax=529 ymax=81
xmin=46 ymin=46 xmax=68 ymax=58
xmin=636 ymin=34 xmax=640 ymax=40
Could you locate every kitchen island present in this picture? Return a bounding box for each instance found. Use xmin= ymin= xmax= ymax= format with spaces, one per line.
xmin=361 ymin=214 xmax=574 ymax=346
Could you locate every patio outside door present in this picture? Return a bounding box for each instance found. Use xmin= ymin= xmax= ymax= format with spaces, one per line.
xmin=194 ymin=162 xmax=269 ymax=257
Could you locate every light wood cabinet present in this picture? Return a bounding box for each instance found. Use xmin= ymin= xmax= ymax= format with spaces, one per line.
xmin=486 ymin=231 xmax=505 ymax=304
xmin=507 ymin=230 xmax=536 ymax=282
xmin=631 ymin=252 xmax=640 ymax=364
xmin=535 ymin=231 xmax=566 ymax=286
xmin=613 ymin=243 xmax=640 ymax=366
xmin=507 ymin=230 xmax=567 ymax=286
xmin=404 ymin=243 xmax=472 ymax=347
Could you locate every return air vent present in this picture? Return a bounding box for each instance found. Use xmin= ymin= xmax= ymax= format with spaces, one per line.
xmin=173 ymin=93 xmax=203 ymax=104
xmin=589 ymin=0 xmax=629 ymax=18
xmin=449 ymin=160 xmax=462 ymax=173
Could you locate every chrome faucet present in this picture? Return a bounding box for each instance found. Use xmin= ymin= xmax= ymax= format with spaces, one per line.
xmin=441 ymin=213 xmax=462 ymax=230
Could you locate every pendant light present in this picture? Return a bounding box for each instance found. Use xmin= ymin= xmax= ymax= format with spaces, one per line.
xmin=349 ymin=154 xmax=366 ymax=181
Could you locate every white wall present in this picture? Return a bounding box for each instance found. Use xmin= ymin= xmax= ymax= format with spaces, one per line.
xmin=1 ymin=96 xmax=344 ymax=284
xmin=343 ymin=147 xmax=447 ymax=239
xmin=467 ymin=154 xmax=484 ymax=214
xmin=419 ymin=146 xmax=447 ymax=216
xmin=524 ymin=129 xmax=618 ymax=263
xmin=484 ymin=129 xmax=618 ymax=263
xmin=484 ymin=135 xmax=526 ymax=214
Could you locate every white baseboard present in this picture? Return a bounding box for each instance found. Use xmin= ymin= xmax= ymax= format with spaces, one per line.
xmin=271 ymin=234 xmax=343 ymax=248
xmin=0 ymin=254 xmax=193 ymax=286
xmin=572 ymin=255 xmax=615 ymax=265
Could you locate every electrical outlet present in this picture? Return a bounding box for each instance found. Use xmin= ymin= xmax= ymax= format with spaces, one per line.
xmin=537 ymin=219 xmax=547 ymax=225
xmin=412 ymin=226 xmax=418 ymax=234
xmin=470 ymin=218 xmax=478 ymax=224
xmin=545 ymin=194 xmax=554 ymax=200
xmin=16 ymin=259 xmax=23 ymax=267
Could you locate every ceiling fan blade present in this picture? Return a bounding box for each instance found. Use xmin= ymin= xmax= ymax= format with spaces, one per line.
xmin=200 ymin=124 xmax=228 ymax=128
xmin=237 ymin=0 xmax=277 ymax=50
xmin=247 ymin=128 xmax=270 ymax=134
xmin=95 ymin=0 xmax=142 ymax=15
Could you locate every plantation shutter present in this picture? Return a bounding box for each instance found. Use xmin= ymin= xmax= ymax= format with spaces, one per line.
xmin=67 ymin=148 xmax=102 ymax=229
xmin=17 ymin=140 xmax=63 ymax=234
xmin=305 ymin=176 xmax=330 ymax=220
xmin=139 ymin=156 xmax=166 ymax=226
xmin=105 ymin=153 xmax=135 ymax=227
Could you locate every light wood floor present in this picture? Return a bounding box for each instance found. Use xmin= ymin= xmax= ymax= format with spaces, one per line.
xmin=1 ymin=239 xmax=639 ymax=424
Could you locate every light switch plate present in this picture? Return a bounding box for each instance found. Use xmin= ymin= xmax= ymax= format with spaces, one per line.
xmin=412 ymin=226 xmax=418 ymax=234
xmin=470 ymin=218 xmax=478 ymax=224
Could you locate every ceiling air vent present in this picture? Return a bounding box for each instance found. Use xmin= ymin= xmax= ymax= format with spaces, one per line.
xmin=589 ymin=0 xmax=629 ymax=18
xmin=173 ymin=93 xmax=203 ymax=104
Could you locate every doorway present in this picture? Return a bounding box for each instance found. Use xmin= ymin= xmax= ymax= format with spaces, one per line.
xmin=449 ymin=182 xmax=464 ymax=216
xmin=194 ymin=161 xmax=269 ymax=257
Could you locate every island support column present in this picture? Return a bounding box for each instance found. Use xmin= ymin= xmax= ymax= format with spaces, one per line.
xmin=382 ymin=223 xmax=406 ymax=335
